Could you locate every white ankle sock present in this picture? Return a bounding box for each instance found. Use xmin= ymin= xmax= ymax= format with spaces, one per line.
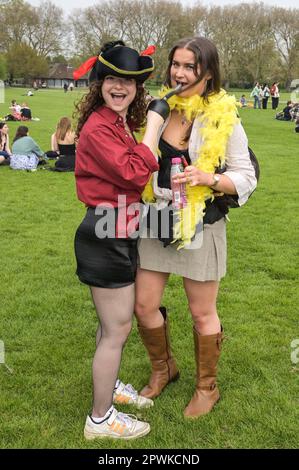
xmin=91 ymin=405 xmax=114 ymax=423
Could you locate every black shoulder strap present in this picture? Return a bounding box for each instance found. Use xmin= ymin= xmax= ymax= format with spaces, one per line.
xmin=248 ymin=147 xmax=260 ymax=181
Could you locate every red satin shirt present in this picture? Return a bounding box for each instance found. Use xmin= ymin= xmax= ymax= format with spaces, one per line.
xmin=75 ymin=106 xmax=158 ymax=208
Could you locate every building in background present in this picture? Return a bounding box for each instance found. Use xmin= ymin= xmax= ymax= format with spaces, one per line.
xmin=39 ymin=64 xmax=88 ymax=88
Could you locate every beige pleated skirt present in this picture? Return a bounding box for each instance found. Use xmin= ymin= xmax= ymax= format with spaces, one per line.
xmin=138 ymin=218 xmax=227 ymax=281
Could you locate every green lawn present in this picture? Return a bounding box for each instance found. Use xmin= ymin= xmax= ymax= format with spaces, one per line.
xmin=0 ymin=87 xmax=298 ymax=449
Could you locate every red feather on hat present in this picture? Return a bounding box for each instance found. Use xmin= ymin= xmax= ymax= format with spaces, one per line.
xmin=73 ymin=56 xmax=97 ymax=80
xmin=140 ymin=45 xmax=156 ymax=56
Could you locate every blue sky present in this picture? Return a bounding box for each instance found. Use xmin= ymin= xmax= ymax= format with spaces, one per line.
xmin=27 ymin=0 xmax=298 ymax=14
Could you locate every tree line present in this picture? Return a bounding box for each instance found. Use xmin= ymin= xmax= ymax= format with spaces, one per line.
xmin=0 ymin=0 xmax=298 ymax=88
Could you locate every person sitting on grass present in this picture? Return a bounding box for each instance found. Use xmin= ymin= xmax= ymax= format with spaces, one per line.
xmin=275 ymin=101 xmax=293 ymax=121
xmin=50 ymin=117 xmax=76 ymax=171
xmin=20 ymin=102 xmax=32 ymax=121
xmin=290 ymin=103 xmax=299 ymax=122
xmin=5 ymin=100 xmax=22 ymax=121
xmin=239 ymin=95 xmax=247 ymax=107
xmin=9 ymin=100 xmax=21 ymax=114
xmin=0 ymin=123 xmax=12 ymax=165
xmin=51 ymin=116 xmax=76 ymax=155
xmin=10 ymin=126 xmax=44 ymax=170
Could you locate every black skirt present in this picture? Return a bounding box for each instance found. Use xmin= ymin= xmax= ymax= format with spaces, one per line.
xmin=74 ymin=208 xmax=138 ymax=288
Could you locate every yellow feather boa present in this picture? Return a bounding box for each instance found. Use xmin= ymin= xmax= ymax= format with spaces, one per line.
xmin=142 ymin=88 xmax=239 ymax=249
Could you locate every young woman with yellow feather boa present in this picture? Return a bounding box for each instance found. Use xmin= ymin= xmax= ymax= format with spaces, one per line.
xmin=133 ymin=37 xmax=257 ymax=418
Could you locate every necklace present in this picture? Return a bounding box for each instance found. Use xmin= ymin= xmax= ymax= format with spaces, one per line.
xmin=181 ymin=114 xmax=189 ymax=125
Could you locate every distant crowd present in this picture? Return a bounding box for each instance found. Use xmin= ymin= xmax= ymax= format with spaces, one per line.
xmin=0 ymin=113 xmax=76 ymax=171
xmin=1 ymin=79 xmax=298 ymax=172
xmin=239 ymin=82 xmax=299 ymax=133
xmin=248 ymin=82 xmax=279 ymax=110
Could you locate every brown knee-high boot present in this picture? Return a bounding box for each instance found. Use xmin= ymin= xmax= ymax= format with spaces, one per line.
xmin=138 ymin=307 xmax=180 ymax=399
xmin=184 ymin=326 xmax=223 ymax=418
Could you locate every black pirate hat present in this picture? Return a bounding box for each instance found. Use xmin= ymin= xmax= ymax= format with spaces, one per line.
xmin=73 ymin=41 xmax=155 ymax=84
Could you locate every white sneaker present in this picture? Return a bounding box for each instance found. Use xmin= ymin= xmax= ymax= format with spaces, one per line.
xmin=84 ymin=407 xmax=150 ymax=440
xmin=113 ymin=381 xmax=153 ymax=409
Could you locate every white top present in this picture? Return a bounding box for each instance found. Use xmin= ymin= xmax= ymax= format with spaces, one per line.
xmin=10 ymin=104 xmax=21 ymax=113
xmin=190 ymin=120 xmax=257 ymax=206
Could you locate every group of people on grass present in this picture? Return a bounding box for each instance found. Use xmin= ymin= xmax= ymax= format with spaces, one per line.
xmin=0 ymin=116 xmax=76 ymax=169
xmin=4 ymin=100 xmax=32 ymax=121
xmin=250 ymin=82 xmax=279 ymax=109
xmin=241 ymin=84 xmax=299 ymax=132
xmin=275 ymin=101 xmax=299 ymax=131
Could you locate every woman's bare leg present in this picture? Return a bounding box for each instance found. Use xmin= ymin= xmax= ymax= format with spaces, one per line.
xmin=134 ymin=268 xmax=169 ymax=327
xmin=183 ymin=279 xmax=220 ymax=334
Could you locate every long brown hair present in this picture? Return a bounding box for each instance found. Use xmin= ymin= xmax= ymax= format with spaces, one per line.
xmin=165 ymin=37 xmax=221 ymax=99
xmin=73 ymin=80 xmax=147 ymax=138
xmin=0 ymin=122 xmax=7 ymax=149
xmin=55 ymin=117 xmax=72 ymax=141
xmin=13 ymin=126 xmax=29 ymax=143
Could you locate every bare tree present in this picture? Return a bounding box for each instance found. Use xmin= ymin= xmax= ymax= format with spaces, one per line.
xmin=199 ymin=3 xmax=277 ymax=87
xmin=4 ymin=0 xmax=298 ymax=88
xmin=271 ymin=7 xmax=299 ymax=88
xmin=0 ymin=0 xmax=66 ymax=57
xmin=190 ymin=2 xmax=211 ymax=38
xmin=198 ymin=6 xmax=244 ymax=88
xmin=0 ymin=0 xmax=38 ymax=52
xmin=240 ymin=3 xmax=276 ymax=83
xmin=27 ymin=1 xmax=65 ymax=57
xmin=68 ymin=0 xmax=192 ymax=81
xmin=68 ymin=2 xmax=120 ymax=58
xmin=118 ymin=0 xmax=186 ymax=80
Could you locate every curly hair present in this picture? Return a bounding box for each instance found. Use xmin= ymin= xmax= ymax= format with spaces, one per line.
xmin=0 ymin=122 xmax=7 ymax=149
xmin=73 ymin=80 xmax=147 ymax=138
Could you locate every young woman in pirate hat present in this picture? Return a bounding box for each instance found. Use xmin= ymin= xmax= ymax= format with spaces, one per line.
xmin=73 ymin=40 xmax=168 ymax=440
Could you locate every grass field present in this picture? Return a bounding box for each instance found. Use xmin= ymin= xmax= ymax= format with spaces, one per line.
xmin=0 ymin=87 xmax=298 ymax=449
